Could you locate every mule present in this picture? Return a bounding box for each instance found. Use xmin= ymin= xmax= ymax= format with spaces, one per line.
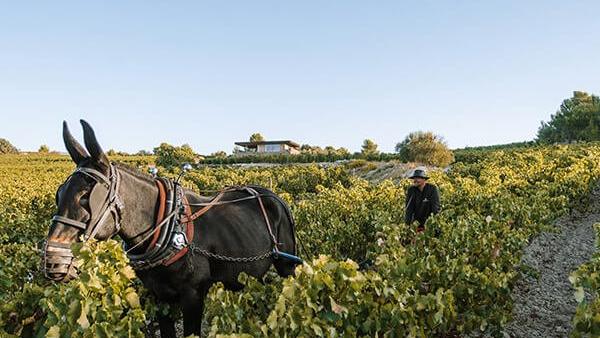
xmin=44 ymin=120 xmax=299 ymax=337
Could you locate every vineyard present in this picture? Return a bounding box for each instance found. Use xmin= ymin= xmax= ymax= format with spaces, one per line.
xmin=1 ymin=144 xmax=600 ymax=337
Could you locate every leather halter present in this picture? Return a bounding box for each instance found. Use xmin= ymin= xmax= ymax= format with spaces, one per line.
xmin=44 ymin=164 xmax=124 ymax=281
xmin=51 ymin=164 xmax=123 ymax=240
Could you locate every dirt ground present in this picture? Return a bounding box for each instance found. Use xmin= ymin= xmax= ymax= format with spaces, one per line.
xmin=502 ymin=185 xmax=600 ymax=338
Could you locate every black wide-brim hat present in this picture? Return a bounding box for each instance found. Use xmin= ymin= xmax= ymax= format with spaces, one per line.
xmin=409 ymin=169 xmax=429 ymax=179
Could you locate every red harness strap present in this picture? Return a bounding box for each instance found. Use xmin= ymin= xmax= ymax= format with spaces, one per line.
xmin=149 ymin=180 xmax=167 ymax=249
xmin=162 ymin=191 xmax=228 ymax=266
xmin=183 ymin=191 xmax=226 ymax=222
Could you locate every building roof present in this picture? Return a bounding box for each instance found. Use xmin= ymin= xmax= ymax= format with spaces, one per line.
xmin=235 ymin=140 xmax=301 ymax=148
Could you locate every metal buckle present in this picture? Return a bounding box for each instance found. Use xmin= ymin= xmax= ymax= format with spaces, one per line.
xmin=172 ymin=231 xmax=188 ymax=250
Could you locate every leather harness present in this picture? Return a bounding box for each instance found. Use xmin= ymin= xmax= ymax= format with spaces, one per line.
xmin=124 ymin=177 xmax=196 ymax=270
xmin=45 ymin=163 xmax=293 ymax=279
xmin=124 ymin=181 xmax=279 ymax=270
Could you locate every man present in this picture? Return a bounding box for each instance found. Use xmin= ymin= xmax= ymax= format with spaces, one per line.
xmin=405 ymin=168 xmax=440 ymax=232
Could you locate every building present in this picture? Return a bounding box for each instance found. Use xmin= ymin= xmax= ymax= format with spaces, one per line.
xmin=234 ymin=140 xmax=301 ymax=155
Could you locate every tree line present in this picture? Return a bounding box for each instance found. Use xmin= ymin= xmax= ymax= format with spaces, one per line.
xmin=2 ymin=90 xmax=597 ymax=167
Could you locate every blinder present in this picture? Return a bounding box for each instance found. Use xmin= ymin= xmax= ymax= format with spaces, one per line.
xmin=88 ymin=180 xmax=110 ymax=226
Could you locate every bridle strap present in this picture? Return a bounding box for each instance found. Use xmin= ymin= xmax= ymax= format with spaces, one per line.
xmin=50 ymin=164 xmax=122 ymax=241
xmin=85 ymin=167 xmax=122 ymax=240
xmin=87 ymin=200 xmax=115 ymax=240
xmin=51 ymin=215 xmax=87 ymax=230
xmin=44 ymin=164 xmax=123 ymax=280
xmin=76 ymin=167 xmax=110 ymax=186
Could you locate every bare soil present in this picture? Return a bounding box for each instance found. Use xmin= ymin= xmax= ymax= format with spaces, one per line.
xmin=503 ymin=185 xmax=600 ymax=338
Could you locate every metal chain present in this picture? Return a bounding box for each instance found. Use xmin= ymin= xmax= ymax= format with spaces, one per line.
xmin=189 ymin=245 xmax=273 ymax=263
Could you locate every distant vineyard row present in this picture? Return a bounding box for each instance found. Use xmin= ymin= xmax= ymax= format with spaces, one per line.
xmin=1 ymin=144 xmax=600 ymax=337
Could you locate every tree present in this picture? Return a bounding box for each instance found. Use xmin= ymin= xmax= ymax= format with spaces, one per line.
xmin=136 ymin=150 xmax=153 ymax=156
xmin=153 ymin=143 xmax=199 ymax=168
xmin=323 ymin=146 xmax=350 ymax=157
xmin=106 ymin=149 xmax=130 ymax=156
xmin=537 ymin=91 xmax=600 ymax=143
xmin=300 ymin=144 xmax=325 ymax=155
xmin=38 ymin=145 xmax=50 ymax=153
xmin=210 ymin=151 xmax=227 ymax=158
xmin=361 ymin=139 xmax=379 ymax=156
xmin=0 ymin=138 xmax=18 ymax=154
xmin=396 ymin=131 xmax=454 ymax=167
xmin=250 ymin=133 xmax=265 ymax=143
xmin=336 ymin=147 xmax=350 ymax=157
xmin=298 ymin=144 xmax=351 ymax=161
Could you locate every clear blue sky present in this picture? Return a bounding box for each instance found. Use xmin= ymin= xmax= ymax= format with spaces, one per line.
xmin=1 ymin=1 xmax=599 ymax=154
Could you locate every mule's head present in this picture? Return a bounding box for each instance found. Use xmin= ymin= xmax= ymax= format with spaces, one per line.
xmin=45 ymin=120 xmax=121 ymax=282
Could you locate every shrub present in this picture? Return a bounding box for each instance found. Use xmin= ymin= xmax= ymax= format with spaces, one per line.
xmin=153 ymin=142 xmax=199 ymax=168
xmin=0 ymin=138 xmax=18 ymax=154
xmin=396 ymin=131 xmax=454 ymax=167
xmin=38 ymin=145 xmax=49 ymax=153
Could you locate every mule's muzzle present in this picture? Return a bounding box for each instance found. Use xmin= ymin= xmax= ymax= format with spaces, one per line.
xmin=44 ymin=241 xmax=79 ymax=282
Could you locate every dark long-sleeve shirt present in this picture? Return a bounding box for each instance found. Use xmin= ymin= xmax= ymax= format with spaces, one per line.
xmin=405 ymin=183 xmax=440 ymax=227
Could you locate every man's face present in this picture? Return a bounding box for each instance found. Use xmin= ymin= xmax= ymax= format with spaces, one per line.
xmin=412 ymin=177 xmax=426 ymax=186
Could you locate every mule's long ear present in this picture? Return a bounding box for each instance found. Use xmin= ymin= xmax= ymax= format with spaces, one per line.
xmin=80 ymin=119 xmax=109 ymax=168
xmin=63 ymin=121 xmax=89 ymax=165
